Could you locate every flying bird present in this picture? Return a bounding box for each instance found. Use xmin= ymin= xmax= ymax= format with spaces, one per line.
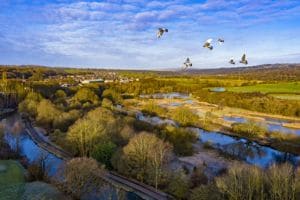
xmin=229 ymin=57 xmax=235 ymax=65
xmin=239 ymin=54 xmax=248 ymax=65
xmin=203 ymin=39 xmax=213 ymax=50
xmin=182 ymin=58 xmax=192 ymax=71
xmin=218 ymin=38 xmax=225 ymax=45
xmin=157 ymin=28 xmax=168 ymax=38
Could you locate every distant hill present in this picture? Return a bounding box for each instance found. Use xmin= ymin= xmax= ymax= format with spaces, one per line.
xmin=185 ymin=63 xmax=300 ymax=74
xmin=167 ymin=63 xmax=300 ymax=81
xmin=1 ymin=63 xmax=300 ymax=81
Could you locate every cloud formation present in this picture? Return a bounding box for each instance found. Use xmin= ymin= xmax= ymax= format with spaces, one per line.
xmin=0 ymin=0 xmax=300 ymax=68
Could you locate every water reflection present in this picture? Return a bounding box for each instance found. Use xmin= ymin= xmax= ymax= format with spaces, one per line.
xmin=223 ymin=116 xmax=300 ymax=135
xmin=136 ymin=113 xmax=300 ymax=168
xmin=139 ymin=92 xmax=189 ymax=99
xmin=136 ymin=112 xmax=178 ymax=127
xmin=194 ymin=128 xmax=300 ymax=168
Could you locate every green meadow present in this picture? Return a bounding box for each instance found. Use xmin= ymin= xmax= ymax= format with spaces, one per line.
xmin=226 ymin=82 xmax=300 ymax=94
xmin=0 ymin=160 xmax=25 ymax=200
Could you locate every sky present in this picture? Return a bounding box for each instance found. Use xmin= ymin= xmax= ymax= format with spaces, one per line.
xmin=0 ymin=0 xmax=300 ymax=69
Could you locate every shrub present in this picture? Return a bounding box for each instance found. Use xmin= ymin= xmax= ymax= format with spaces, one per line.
xmin=91 ymin=141 xmax=117 ymax=169
xmin=231 ymin=121 xmax=267 ymax=138
xmin=27 ymin=154 xmax=50 ymax=182
xmin=142 ymin=101 xmax=167 ymax=116
xmin=101 ymin=98 xmax=113 ymax=109
xmin=54 ymin=89 xmax=67 ymax=99
xmin=267 ymin=163 xmax=296 ymax=200
xmin=190 ymin=166 xmax=208 ymax=188
xmin=102 ymin=89 xmax=122 ymax=104
xmin=166 ymin=170 xmax=189 ymax=200
xmin=159 ymin=126 xmax=197 ymax=156
xmin=191 ymin=184 xmax=222 ymax=200
xmin=170 ymin=107 xmax=199 ymax=126
xmin=73 ymin=87 xmax=99 ymax=104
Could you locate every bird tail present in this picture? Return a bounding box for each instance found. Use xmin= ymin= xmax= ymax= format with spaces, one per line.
xmin=209 ymin=46 xmax=213 ymax=50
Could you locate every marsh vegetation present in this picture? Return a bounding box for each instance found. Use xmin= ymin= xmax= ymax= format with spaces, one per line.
xmin=0 ymin=65 xmax=300 ymax=199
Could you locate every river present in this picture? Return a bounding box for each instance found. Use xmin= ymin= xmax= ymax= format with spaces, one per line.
xmin=137 ymin=112 xmax=300 ymax=168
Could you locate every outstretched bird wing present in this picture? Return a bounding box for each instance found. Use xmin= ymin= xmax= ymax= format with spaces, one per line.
xmin=206 ymin=38 xmax=213 ymax=44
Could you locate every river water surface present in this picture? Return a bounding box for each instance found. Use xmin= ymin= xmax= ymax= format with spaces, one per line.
xmin=137 ymin=112 xmax=300 ymax=168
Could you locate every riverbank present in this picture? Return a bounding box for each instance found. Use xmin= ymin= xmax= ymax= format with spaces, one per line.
xmin=126 ymin=97 xmax=300 ymax=154
xmin=123 ymin=109 xmax=300 ymax=171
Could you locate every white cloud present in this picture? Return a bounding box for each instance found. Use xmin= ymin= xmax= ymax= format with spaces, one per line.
xmin=0 ymin=0 xmax=300 ymax=68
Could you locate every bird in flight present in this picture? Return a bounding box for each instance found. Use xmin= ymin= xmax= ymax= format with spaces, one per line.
xmin=157 ymin=28 xmax=168 ymax=38
xmin=229 ymin=57 xmax=235 ymax=65
xmin=239 ymin=54 xmax=248 ymax=65
xmin=203 ymin=39 xmax=213 ymax=50
xmin=218 ymin=38 xmax=225 ymax=45
xmin=182 ymin=58 xmax=192 ymax=71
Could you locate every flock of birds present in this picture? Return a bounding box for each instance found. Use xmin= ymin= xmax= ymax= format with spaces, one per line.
xmin=157 ymin=27 xmax=248 ymax=71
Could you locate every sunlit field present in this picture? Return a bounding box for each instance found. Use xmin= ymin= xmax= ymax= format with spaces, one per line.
xmin=226 ymin=82 xmax=300 ymax=94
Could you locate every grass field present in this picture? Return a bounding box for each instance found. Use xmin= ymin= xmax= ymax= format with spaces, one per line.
xmin=0 ymin=160 xmax=25 ymax=199
xmin=226 ymin=82 xmax=300 ymax=94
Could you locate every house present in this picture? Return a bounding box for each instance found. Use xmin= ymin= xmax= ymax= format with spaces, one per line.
xmin=81 ymin=78 xmax=104 ymax=84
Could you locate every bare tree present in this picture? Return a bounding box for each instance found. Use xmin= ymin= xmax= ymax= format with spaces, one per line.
xmin=121 ymin=132 xmax=173 ymax=188
xmin=62 ymin=157 xmax=107 ymax=199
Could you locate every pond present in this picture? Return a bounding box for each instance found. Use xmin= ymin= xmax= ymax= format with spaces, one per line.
xmin=223 ymin=116 xmax=300 ymax=135
xmin=137 ymin=112 xmax=300 ymax=168
xmin=209 ymin=87 xmax=226 ymax=92
xmin=136 ymin=112 xmax=178 ymax=127
xmin=139 ymin=92 xmax=189 ymax=99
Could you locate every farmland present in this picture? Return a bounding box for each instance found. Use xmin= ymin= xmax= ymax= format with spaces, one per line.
xmin=226 ymin=82 xmax=300 ymax=94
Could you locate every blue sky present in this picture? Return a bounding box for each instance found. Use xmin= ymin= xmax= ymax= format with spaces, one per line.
xmin=0 ymin=0 xmax=300 ymax=69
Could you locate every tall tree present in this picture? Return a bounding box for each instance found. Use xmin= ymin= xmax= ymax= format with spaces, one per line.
xmin=118 ymin=132 xmax=173 ymax=188
xmin=67 ymin=108 xmax=117 ymax=156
